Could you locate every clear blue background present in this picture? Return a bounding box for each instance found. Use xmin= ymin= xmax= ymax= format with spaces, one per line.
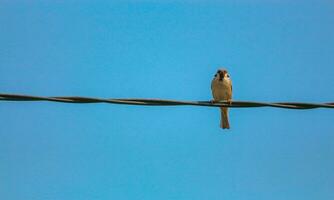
xmin=1 ymin=1 xmax=334 ymax=200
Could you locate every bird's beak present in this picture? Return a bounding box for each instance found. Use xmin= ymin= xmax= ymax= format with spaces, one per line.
xmin=219 ymin=71 xmax=224 ymax=81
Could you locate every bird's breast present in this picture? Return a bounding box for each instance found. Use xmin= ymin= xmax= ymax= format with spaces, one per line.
xmin=212 ymin=79 xmax=232 ymax=100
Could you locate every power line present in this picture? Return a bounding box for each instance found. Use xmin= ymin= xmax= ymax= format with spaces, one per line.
xmin=0 ymin=93 xmax=334 ymax=109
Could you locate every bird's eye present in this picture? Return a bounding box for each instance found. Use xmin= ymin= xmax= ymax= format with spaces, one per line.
xmin=227 ymin=74 xmax=230 ymax=77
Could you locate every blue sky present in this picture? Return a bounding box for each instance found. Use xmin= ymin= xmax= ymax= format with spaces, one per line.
xmin=1 ymin=1 xmax=334 ymax=200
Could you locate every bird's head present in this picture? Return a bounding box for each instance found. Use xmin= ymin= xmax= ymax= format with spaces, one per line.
xmin=215 ymin=68 xmax=230 ymax=81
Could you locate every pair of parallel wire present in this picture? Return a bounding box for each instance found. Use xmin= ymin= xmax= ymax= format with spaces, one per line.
xmin=1 ymin=93 xmax=334 ymax=109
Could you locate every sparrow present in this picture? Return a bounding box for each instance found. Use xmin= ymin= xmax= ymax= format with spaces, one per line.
xmin=211 ymin=68 xmax=233 ymax=129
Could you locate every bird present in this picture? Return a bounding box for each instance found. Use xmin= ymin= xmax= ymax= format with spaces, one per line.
xmin=211 ymin=68 xmax=233 ymax=129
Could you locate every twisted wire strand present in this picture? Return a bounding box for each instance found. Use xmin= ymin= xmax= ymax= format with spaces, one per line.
xmin=1 ymin=93 xmax=334 ymax=109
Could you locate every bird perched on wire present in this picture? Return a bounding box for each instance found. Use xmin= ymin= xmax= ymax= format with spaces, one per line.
xmin=211 ymin=68 xmax=233 ymax=129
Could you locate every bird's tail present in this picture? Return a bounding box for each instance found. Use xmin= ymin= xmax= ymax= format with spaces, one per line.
xmin=220 ymin=107 xmax=230 ymax=129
